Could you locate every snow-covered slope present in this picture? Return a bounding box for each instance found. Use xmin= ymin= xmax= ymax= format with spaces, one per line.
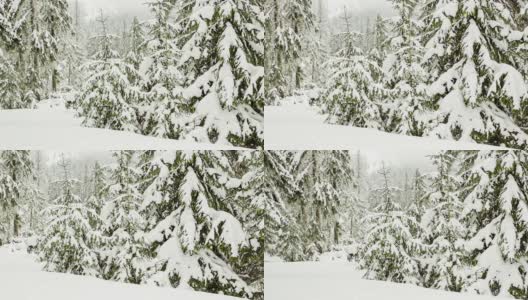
xmin=0 ymin=244 xmax=241 ymax=300
xmin=264 ymin=101 xmax=506 ymax=151
xmin=0 ymin=99 xmax=239 ymax=150
xmin=265 ymin=262 xmax=508 ymax=300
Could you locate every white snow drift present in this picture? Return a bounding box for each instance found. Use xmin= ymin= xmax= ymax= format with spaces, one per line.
xmin=265 ymin=262 xmax=509 ymax=300
xmin=0 ymin=244 xmax=242 ymax=300
xmin=265 ymin=100 xmax=506 ymax=151
xmin=0 ymin=99 xmax=239 ymax=150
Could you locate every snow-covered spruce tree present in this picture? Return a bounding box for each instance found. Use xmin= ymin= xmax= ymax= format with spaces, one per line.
xmin=0 ymin=0 xmax=71 ymax=107
xmin=383 ymin=0 xmax=428 ymax=135
xmin=421 ymin=152 xmax=465 ymax=291
xmin=39 ymin=157 xmax=103 ymax=276
xmin=84 ymin=193 xmax=106 ymax=275
xmin=92 ymin=161 xmax=108 ymax=201
xmin=264 ymin=0 xmax=286 ymax=104
xmin=0 ymin=0 xmax=28 ymax=109
xmin=305 ymin=29 xmax=328 ymax=91
xmin=0 ymin=179 xmax=13 ymax=244
xmin=228 ymin=151 xmax=265 ymax=299
xmin=288 ymin=151 xmax=358 ymax=256
xmin=101 ymin=151 xmax=146 ymax=284
xmin=361 ymin=163 xmax=425 ymax=284
xmin=175 ymin=0 xmax=264 ymax=148
xmin=63 ymin=30 xmax=85 ymax=90
xmin=140 ymin=0 xmax=185 ymax=139
xmin=406 ymin=169 xmax=429 ymax=231
xmin=291 ymin=151 xmax=331 ymax=255
xmin=86 ymin=161 xmax=109 ymax=278
xmin=370 ymin=14 xmax=389 ymax=67
xmin=0 ymin=0 xmax=25 ymax=47
xmin=319 ymin=151 xmax=357 ymax=244
xmin=20 ymin=0 xmax=72 ymax=102
xmin=404 ymin=169 xmax=429 ymax=286
xmin=262 ymin=151 xmax=304 ymax=261
xmin=85 ymin=162 xmax=108 ymax=228
xmin=513 ymin=1 xmax=528 ymax=132
xmin=283 ymin=0 xmax=315 ymax=91
xmin=307 ymin=0 xmax=329 ymax=87
xmin=265 ymin=0 xmax=315 ymax=103
xmin=5 ymin=151 xmax=38 ymax=237
xmin=40 ymin=0 xmax=72 ymax=92
xmin=0 ymin=49 xmax=24 ymax=109
xmin=23 ymin=152 xmax=47 ymax=235
xmin=140 ymin=151 xmax=253 ymax=298
xmin=126 ymin=17 xmax=146 ymax=72
xmin=62 ymin=0 xmax=85 ymax=90
xmin=412 ymin=169 xmax=428 ymax=209
xmin=421 ymin=0 xmax=528 ymax=149
xmin=400 ymin=172 xmax=412 ymax=206
xmin=0 ymin=160 xmax=21 ymax=244
xmin=331 ymin=153 xmax=362 ymax=243
xmin=459 ymin=150 xmax=528 ymax=298
xmin=77 ymin=11 xmax=142 ymax=133
xmin=322 ymin=30 xmax=386 ymax=129
xmin=0 ymin=151 xmax=35 ymax=241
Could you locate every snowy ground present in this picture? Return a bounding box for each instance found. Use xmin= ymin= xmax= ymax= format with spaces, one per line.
xmin=0 ymin=99 xmax=239 ymax=150
xmin=0 ymin=244 xmax=242 ymax=300
xmin=265 ymin=97 xmax=506 ymax=151
xmin=265 ymin=262 xmax=508 ymax=300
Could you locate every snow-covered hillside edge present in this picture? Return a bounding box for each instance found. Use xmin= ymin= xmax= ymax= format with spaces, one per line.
xmin=265 ymin=260 xmax=509 ymax=300
xmin=265 ymin=93 xmax=506 ymax=151
xmin=0 ymin=242 xmax=241 ymax=300
xmin=0 ymin=97 xmax=239 ymax=150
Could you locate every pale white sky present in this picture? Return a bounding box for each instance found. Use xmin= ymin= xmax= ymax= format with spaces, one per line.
xmin=326 ymin=0 xmax=394 ymax=15
xmin=74 ymin=0 xmax=394 ymax=17
xmin=73 ymin=0 xmax=147 ymax=19
xmin=327 ymin=0 xmax=393 ymax=12
xmin=73 ymin=0 xmax=394 ymax=20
